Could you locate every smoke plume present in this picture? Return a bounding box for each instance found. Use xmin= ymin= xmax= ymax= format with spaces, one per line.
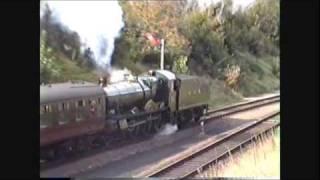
xmin=41 ymin=1 xmax=124 ymax=67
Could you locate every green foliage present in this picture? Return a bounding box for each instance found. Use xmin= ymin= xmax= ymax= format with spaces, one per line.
xmin=40 ymin=30 xmax=61 ymax=84
xmin=173 ymin=56 xmax=189 ymax=74
xmin=40 ymin=30 xmax=98 ymax=83
xmin=113 ymin=1 xmax=190 ymax=71
xmin=234 ymin=52 xmax=280 ymax=96
xmin=208 ymin=79 xmax=242 ymax=109
xmin=271 ymin=56 xmax=280 ymax=78
xmin=114 ymin=0 xmax=279 ymax=97
xmin=40 ymin=0 xmax=279 ymax=99
xmin=53 ymin=54 xmax=98 ymax=82
xmin=248 ymin=0 xmax=280 ymax=46
xmin=223 ymin=64 xmax=241 ymax=90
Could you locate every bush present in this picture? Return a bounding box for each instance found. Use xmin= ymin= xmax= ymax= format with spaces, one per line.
xmin=208 ymin=79 xmax=242 ymax=109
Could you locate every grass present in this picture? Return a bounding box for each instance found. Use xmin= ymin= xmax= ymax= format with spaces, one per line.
xmin=197 ymin=116 xmax=280 ymax=178
xmin=208 ymin=79 xmax=243 ymax=109
xmin=236 ymin=54 xmax=280 ymax=97
xmin=52 ymin=53 xmax=99 ymax=83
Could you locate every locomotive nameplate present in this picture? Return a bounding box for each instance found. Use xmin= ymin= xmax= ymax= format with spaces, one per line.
xmin=119 ymin=119 xmax=128 ymax=130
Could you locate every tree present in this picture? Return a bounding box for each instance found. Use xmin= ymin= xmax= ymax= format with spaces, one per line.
xmin=115 ymin=1 xmax=190 ymax=68
xmin=40 ymin=30 xmax=60 ymax=84
xmin=247 ymin=0 xmax=279 ymax=48
xmin=173 ymin=56 xmax=189 ymax=74
xmin=224 ymin=64 xmax=241 ymax=90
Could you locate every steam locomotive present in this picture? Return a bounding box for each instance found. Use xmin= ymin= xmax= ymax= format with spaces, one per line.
xmin=40 ymin=70 xmax=210 ymax=160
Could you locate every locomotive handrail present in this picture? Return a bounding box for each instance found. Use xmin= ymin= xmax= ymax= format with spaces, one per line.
xmin=107 ymin=107 xmax=169 ymax=120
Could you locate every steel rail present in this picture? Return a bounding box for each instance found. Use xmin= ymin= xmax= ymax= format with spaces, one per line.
xmin=207 ymin=94 xmax=279 ymax=114
xmin=146 ymin=111 xmax=280 ymax=178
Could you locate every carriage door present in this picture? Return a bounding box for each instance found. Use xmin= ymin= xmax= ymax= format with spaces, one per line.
xmin=168 ymin=79 xmax=176 ymax=112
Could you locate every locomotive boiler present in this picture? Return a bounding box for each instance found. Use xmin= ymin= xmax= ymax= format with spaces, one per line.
xmin=102 ymin=75 xmax=159 ymax=115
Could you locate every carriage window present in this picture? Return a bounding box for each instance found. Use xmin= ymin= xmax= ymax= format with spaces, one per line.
xmin=43 ymin=105 xmax=51 ymax=113
xmin=59 ymin=102 xmax=70 ymax=111
xmin=78 ymin=100 xmax=83 ymax=107
xmin=59 ymin=103 xmax=65 ymax=111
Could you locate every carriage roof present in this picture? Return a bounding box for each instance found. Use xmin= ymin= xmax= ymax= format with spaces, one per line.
xmin=40 ymin=82 xmax=105 ymax=104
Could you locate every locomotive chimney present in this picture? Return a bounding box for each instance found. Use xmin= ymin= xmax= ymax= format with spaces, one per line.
xmin=99 ymin=76 xmax=108 ymax=87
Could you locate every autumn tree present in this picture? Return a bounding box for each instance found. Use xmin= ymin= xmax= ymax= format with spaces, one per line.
xmin=113 ymin=1 xmax=190 ymax=69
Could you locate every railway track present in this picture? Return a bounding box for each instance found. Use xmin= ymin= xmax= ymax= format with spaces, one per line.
xmin=204 ymin=94 xmax=279 ymax=120
xmin=143 ymin=111 xmax=280 ymax=178
xmin=41 ymin=94 xmax=279 ymax=175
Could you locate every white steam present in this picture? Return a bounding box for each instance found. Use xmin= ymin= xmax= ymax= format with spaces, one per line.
xmin=42 ymin=1 xmax=124 ymax=66
xmin=109 ymin=68 xmax=135 ymax=83
xmin=157 ymin=123 xmax=178 ymax=136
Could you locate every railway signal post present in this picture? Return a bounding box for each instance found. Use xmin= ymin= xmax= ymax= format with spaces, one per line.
xmin=160 ymin=39 xmax=164 ymax=70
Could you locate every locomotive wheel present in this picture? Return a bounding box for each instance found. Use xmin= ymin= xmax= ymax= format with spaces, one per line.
xmin=58 ymin=141 xmax=75 ymax=157
xmin=147 ymin=120 xmax=153 ymax=133
xmin=77 ymin=138 xmax=90 ymax=153
xmin=127 ymin=120 xmax=135 ymax=132
xmin=41 ymin=147 xmax=55 ymax=161
xmin=128 ymin=124 xmax=140 ymax=138
xmin=143 ymin=121 xmax=153 ymax=136
xmin=140 ymin=123 xmax=148 ymax=136
xmin=95 ymin=134 xmax=108 ymax=147
xmin=134 ymin=125 xmax=141 ymax=137
xmin=55 ymin=146 xmax=67 ymax=159
xmin=177 ymin=121 xmax=183 ymax=130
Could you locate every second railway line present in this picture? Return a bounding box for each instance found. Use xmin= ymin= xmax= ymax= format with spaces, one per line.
xmin=142 ymin=111 xmax=280 ymax=178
